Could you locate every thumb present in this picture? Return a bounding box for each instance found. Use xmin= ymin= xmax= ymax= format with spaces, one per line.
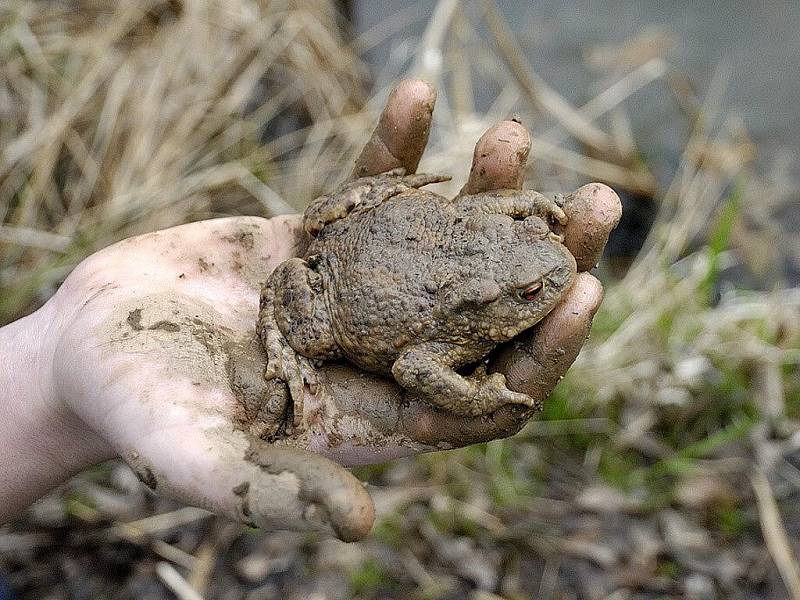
xmin=123 ymin=423 xmax=374 ymax=542
xmin=242 ymin=436 xmax=375 ymax=542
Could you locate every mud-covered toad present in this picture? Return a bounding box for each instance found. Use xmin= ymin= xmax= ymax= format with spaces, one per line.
xmin=257 ymin=169 xmax=577 ymax=434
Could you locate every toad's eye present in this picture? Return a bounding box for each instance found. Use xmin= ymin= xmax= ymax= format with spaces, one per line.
xmin=518 ymin=281 xmax=544 ymax=302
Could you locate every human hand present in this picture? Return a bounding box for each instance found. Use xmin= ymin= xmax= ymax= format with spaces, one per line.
xmin=3 ymin=80 xmax=620 ymax=541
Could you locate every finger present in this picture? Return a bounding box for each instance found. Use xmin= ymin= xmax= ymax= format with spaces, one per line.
xmin=560 ymin=183 xmax=622 ymax=272
xmin=124 ymin=423 xmax=375 ymax=542
xmin=351 ymin=79 xmax=436 ymax=179
xmin=459 ymin=119 xmax=531 ymax=195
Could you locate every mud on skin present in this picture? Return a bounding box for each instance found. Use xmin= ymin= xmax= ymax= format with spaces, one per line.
xmin=90 ymin=291 xmax=375 ymax=540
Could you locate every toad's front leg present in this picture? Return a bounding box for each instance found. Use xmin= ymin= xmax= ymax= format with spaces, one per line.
xmin=391 ymin=342 xmax=537 ymax=417
xmin=257 ymin=258 xmax=339 ymax=436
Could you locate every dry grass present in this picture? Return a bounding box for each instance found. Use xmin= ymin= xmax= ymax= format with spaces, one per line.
xmin=2 ymin=1 xmax=800 ymax=599
xmin=0 ymin=0 xmax=368 ymax=321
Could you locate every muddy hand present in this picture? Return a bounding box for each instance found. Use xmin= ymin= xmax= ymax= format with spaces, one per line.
xmin=24 ymin=79 xmax=619 ymax=543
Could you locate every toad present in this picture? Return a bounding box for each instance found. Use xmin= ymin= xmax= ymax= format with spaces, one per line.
xmin=257 ymin=169 xmax=577 ymax=434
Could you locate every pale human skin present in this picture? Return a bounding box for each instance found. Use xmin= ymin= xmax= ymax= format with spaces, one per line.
xmin=0 ymin=79 xmax=621 ymax=541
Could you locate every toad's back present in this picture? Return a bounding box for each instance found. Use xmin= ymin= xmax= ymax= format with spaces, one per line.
xmin=306 ymin=190 xmax=459 ymax=372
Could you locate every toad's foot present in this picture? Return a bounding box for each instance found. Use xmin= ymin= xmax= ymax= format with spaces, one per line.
xmin=469 ymin=370 xmax=540 ymax=416
xmin=249 ymin=379 xmax=292 ymax=441
xmin=392 ymin=343 xmax=538 ymax=417
xmin=257 ymin=286 xmax=322 ymax=436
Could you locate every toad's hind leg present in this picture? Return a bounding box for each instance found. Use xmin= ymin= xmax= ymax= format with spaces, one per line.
xmin=397 ymin=171 xmax=452 ymax=189
xmin=304 ymin=169 xmax=452 ymax=236
xmin=257 ymin=259 xmax=339 ymax=436
xmin=456 ymin=189 xmax=567 ymax=226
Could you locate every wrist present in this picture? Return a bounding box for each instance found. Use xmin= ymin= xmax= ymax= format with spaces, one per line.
xmin=0 ymin=304 xmax=113 ymax=523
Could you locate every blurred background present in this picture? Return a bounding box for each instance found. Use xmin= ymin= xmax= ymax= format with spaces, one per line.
xmin=1 ymin=1 xmax=799 ymax=598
